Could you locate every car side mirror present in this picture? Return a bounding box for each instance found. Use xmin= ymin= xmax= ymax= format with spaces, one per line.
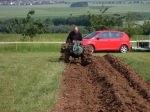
xmin=96 ymin=37 xmax=100 ymax=40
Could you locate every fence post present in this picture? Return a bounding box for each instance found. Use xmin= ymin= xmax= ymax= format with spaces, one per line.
xmin=15 ymin=41 xmax=17 ymax=51
xmin=137 ymin=35 xmax=139 ymax=48
xmin=149 ymin=34 xmax=150 ymax=47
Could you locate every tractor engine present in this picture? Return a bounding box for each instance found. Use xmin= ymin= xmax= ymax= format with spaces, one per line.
xmin=69 ymin=41 xmax=83 ymax=55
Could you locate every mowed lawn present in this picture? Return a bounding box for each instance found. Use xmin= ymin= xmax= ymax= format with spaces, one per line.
xmin=0 ymin=51 xmax=150 ymax=112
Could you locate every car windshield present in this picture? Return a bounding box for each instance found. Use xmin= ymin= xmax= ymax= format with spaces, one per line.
xmin=83 ymin=32 xmax=99 ymax=39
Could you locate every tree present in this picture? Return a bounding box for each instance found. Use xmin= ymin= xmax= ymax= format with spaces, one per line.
xmin=22 ymin=10 xmax=45 ymax=41
xmin=52 ymin=18 xmax=65 ymax=25
xmin=85 ymin=5 xmax=125 ymax=32
xmin=0 ymin=10 xmax=46 ymax=41
xmin=123 ymin=11 xmax=142 ymax=38
xmin=52 ymin=15 xmax=89 ymax=26
xmin=0 ymin=20 xmax=5 ymax=33
xmin=142 ymin=20 xmax=150 ymax=35
xmin=45 ymin=18 xmax=53 ymax=25
xmin=3 ymin=18 xmax=20 ymax=33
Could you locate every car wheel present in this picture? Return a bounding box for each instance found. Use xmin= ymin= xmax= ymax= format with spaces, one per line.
xmin=91 ymin=45 xmax=95 ymax=53
xmin=120 ymin=45 xmax=128 ymax=53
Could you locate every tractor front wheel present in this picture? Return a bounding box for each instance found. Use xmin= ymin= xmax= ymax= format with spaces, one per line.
xmin=59 ymin=43 xmax=70 ymax=63
xmin=81 ymin=45 xmax=92 ymax=65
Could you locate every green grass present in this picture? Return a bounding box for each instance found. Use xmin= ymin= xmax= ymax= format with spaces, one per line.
xmin=0 ymin=34 xmax=67 ymax=52
xmin=0 ymin=43 xmax=62 ymax=52
xmin=0 ymin=52 xmax=65 ymax=112
xmin=0 ymin=34 xmax=67 ymax=42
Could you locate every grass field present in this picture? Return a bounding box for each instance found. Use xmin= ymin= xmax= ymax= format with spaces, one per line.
xmin=0 ymin=34 xmax=67 ymax=52
xmin=0 ymin=52 xmax=65 ymax=112
xmin=0 ymin=3 xmax=150 ymax=20
xmin=0 ymin=33 xmax=148 ymax=52
xmin=0 ymin=34 xmax=67 ymax=42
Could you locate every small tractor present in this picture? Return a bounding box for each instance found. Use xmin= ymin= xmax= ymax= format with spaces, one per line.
xmin=59 ymin=40 xmax=92 ymax=65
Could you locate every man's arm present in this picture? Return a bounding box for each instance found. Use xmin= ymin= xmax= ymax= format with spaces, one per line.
xmin=66 ymin=32 xmax=72 ymax=43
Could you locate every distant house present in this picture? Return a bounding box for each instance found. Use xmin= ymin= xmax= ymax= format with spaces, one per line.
xmin=70 ymin=2 xmax=88 ymax=7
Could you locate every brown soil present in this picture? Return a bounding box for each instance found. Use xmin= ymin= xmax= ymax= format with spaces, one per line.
xmin=52 ymin=54 xmax=150 ymax=112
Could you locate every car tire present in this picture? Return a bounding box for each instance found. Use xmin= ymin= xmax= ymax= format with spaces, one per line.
xmin=91 ymin=45 xmax=95 ymax=53
xmin=120 ymin=45 xmax=128 ymax=53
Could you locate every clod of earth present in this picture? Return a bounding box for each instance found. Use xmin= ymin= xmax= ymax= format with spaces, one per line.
xmin=53 ymin=54 xmax=150 ymax=112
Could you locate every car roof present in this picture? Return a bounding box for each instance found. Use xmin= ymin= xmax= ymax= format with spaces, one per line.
xmin=96 ymin=30 xmax=124 ymax=33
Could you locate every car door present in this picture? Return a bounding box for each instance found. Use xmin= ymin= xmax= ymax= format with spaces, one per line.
xmin=110 ymin=32 xmax=123 ymax=50
xmin=95 ymin=32 xmax=111 ymax=50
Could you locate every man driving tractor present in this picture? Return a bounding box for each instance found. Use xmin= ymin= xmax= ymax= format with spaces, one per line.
xmin=59 ymin=26 xmax=92 ymax=65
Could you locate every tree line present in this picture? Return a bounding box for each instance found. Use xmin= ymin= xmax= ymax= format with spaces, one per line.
xmin=0 ymin=7 xmax=150 ymax=41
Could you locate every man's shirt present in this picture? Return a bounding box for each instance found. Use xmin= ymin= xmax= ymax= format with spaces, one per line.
xmin=66 ymin=31 xmax=82 ymax=43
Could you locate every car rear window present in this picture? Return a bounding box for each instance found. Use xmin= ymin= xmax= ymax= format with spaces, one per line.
xmin=83 ymin=32 xmax=99 ymax=39
xmin=110 ymin=32 xmax=123 ymax=38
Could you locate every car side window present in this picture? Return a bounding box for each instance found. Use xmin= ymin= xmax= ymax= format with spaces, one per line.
xmin=99 ymin=32 xmax=110 ymax=39
xmin=111 ymin=32 xmax=123 ymax=38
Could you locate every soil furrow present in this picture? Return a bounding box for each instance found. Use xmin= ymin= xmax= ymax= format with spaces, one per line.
xmin=52 ymin=54 xmax=150 ymax=112
xmin=104 ymin=54 xmax=150 ymax=102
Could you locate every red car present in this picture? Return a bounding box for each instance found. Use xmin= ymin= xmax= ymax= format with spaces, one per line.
xmin=82 ymin=30 xmax=130 ymax=53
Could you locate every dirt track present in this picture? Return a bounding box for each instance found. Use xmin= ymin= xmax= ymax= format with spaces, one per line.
xmin=52 ymin=54 xmax=150 ymax=112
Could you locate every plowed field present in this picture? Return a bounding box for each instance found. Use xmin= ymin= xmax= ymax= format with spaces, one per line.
xmin=52 ymin=54 xmax=150 ymax=112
